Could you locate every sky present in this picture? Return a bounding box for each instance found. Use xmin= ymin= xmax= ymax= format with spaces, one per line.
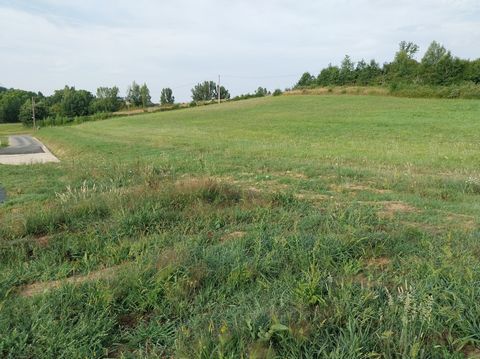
xmin=0 ymin=0 xmax=479 ymax=102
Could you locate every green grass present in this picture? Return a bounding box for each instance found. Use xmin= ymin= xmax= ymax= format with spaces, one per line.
xmin=0 ymin=95 xmax=480 ymax=358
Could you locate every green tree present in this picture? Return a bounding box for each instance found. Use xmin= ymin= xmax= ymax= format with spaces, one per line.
xmin=140 ymin=83 xmax=151 ymax=109
xmin=296 ymin=72 xmax=315 ymax=87
xmin=214 ymin=84 xmax=230 ymax=101
xmin=19 ymin=98 xmax=48 ymax=125
xmin=355 ymin=59 xmax=382 ymax=85
xmin=339 ymin=55 xmax=356 ymax=85
xmin=317 ymin=65 xmax=340 ymax=86
xmin=255 ymin=87 xmax=269 ymax=96
xmin=60 ymin=86 xmax=94 ymax=117
xmin=0 ymin=89 xmax=35 ymax=123
xmin=160 ymin=88 xmax=175 ymax=105
xmin=420 ymin=41 xmax=447 ymax=84
xmin=191 ymin=81 xmax=216 ymax=102
xmin=387 ymin=41 xmax=420 ymax=83
xmin=467 ymin=59 xmax=480 ymax=84
xmin=126 ymin=81 xmax=142 ymax=107
xmin=92 ymin=86 xmax=120 ymax=113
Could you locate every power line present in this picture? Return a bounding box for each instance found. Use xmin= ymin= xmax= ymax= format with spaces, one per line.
xmin=222 ymin=74 xmax=299 ymax=80
xmin=167 ymin=73 xmax=299 ymax=90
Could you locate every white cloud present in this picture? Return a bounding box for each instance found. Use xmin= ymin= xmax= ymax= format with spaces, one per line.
xmin=0 ymin=0 xmax=479 ymax=101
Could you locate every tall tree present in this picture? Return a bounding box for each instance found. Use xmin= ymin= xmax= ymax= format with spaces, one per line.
xmin=255 ymin=87 xmax=269 ymax=96
xmin=19 ymin=98 xmax=48 ymax=125
xmin=0 ymin=89 xmax=36 ymax=123
xmin=296 ymin=72 xmax=315 ymax=87
xmin=160 ymin=88 xmax=175 ymax=105
xmin=467 ymin=59 xmax=480 ymax=84
xmin=339 ymin=55 xmax=356 ymax=85
xmin=93 ymin=86 xmax=121 ymax=112
xmin=387 ymin=41 xmax=420 ymax=82
xmin=420 ymin=42 xmax=465 ymax=85
xmin=140 ymin=83 xmax=151 ymax=109
xmin=191 ymin=81 xmax=216 ymax=102
xmin=214 ymin=85 xmax=230 ymax=101
xmin=126 ymin=81 xmax=142 ymax=107
xmin=59 ymin=86 xmax=94 ymax=117
xmin=316 ymin=65 xmax=341 ymax=86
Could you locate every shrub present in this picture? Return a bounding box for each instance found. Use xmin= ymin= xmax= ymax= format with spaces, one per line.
xmin=272 ymin=89 xmax=283 ymax=96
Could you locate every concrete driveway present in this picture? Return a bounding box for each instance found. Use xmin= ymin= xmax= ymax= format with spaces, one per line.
xmin=0 ymin=135 xmax=59 ymax=165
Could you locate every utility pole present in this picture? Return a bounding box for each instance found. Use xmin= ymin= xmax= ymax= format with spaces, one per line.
xmin=217 ymin=75 xmax=221 ymax=104
xmin=31 ymin=97 xmax=36 ymax=130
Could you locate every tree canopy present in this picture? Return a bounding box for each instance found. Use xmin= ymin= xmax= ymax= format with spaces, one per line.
xmin=160 ymin=88 xmax=175 ymax=105
xmin=191 ymin=81 xmax=230 ymax=102
xmin=295 ymin=40 xmax=479 ymax=88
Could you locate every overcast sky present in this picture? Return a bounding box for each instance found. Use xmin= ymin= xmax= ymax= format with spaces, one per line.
xmin=1 ymin=0 xmax=479 ymax=102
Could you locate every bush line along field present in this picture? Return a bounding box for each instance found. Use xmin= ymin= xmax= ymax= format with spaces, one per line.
xmin=1 ymin=95 xmax=480 ymax=358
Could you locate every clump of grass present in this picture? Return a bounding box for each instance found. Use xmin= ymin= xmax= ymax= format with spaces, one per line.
xmin=23 ymin=198 xmax=111 ymax=236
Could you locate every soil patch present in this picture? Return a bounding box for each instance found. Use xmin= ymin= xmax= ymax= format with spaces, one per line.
xmin=377 ymin=201 xmax=417 ymax=218
xmin=366 ymin=257 xmax=391 ymax=268
xmin=19 ymin=265 xmax=123 ymax=297
xmin=220 ymin=231 xmax=246 ymax=242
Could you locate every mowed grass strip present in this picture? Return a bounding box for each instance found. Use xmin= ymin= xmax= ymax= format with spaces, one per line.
xmin=0 ymin=95 xmax=479 ymax=358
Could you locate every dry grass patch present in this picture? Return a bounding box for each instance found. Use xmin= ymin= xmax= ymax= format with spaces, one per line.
xmin=19 ymin=265 xmax=123 ymax=297
xmin=463 ymin=346 xmax=480 ymax=359
xmin=377 ymin=201 xmax=417 ymax=219
xmin=285 ymin=86 xmax=389 ymax=97
xmin=220 ymin=231 xmax=246 ymax=242
xmin=331 ymin=183 xmax=391 ymax=194
xmin=444 ymin=213 xmax=476 ymax=231
xmin=156 ymin=248 xmax=186 ymax=271
xmin=365 ymin=256 xmax=391 ymax=268
xmin=401 ymin=221 xmax=443 ymax=235
xmin=294 ymin=192 xmax=330 ymax=202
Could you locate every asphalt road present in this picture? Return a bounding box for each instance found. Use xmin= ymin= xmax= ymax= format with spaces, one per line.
xmin=0 ymin=135 xmax=45 ymax=155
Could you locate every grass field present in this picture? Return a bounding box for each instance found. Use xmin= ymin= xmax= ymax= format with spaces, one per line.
xmin=1 ymin=95 xmax=480 ymax=358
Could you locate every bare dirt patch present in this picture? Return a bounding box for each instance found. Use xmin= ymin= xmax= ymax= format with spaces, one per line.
xmin=34 ymin=235 xmax=50 ymax=247
xmin=331 ymin=183 xmax=391 ymax=194
xmin=444 ymin=213 xmax=476 ymax=231
xmin=284 ymin=171 xmax=308 ymax=179
xmin=377 ymin=201 xmax=417 ymax=218
xmin=462 ymin=345 xmax=480 ymax=359
xmin=365 ymin=257 xmax=391 ymax=268
xmin=174 ymin=177 xmax=219 ymax=192
xmin=19 ymin=265 xmax=123 ymax=297
xmin=294 ymin=192 xmax=330 ymax=201
xmin=220 ymin=231 xmax=246 ymax=242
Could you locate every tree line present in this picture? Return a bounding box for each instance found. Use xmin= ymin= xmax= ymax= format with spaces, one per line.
xmin=295 ymin=41 xmax=480 ymax=88
xmin=0 ymin=80 xmax=235 ymax=125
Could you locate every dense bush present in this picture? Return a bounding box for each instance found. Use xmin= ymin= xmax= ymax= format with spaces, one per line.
xmin=232 ymin=87 xmax=270 ymax=101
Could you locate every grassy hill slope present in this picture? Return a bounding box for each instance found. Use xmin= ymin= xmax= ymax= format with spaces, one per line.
xmin=1 ymin=95 xmax=480 ymax=358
